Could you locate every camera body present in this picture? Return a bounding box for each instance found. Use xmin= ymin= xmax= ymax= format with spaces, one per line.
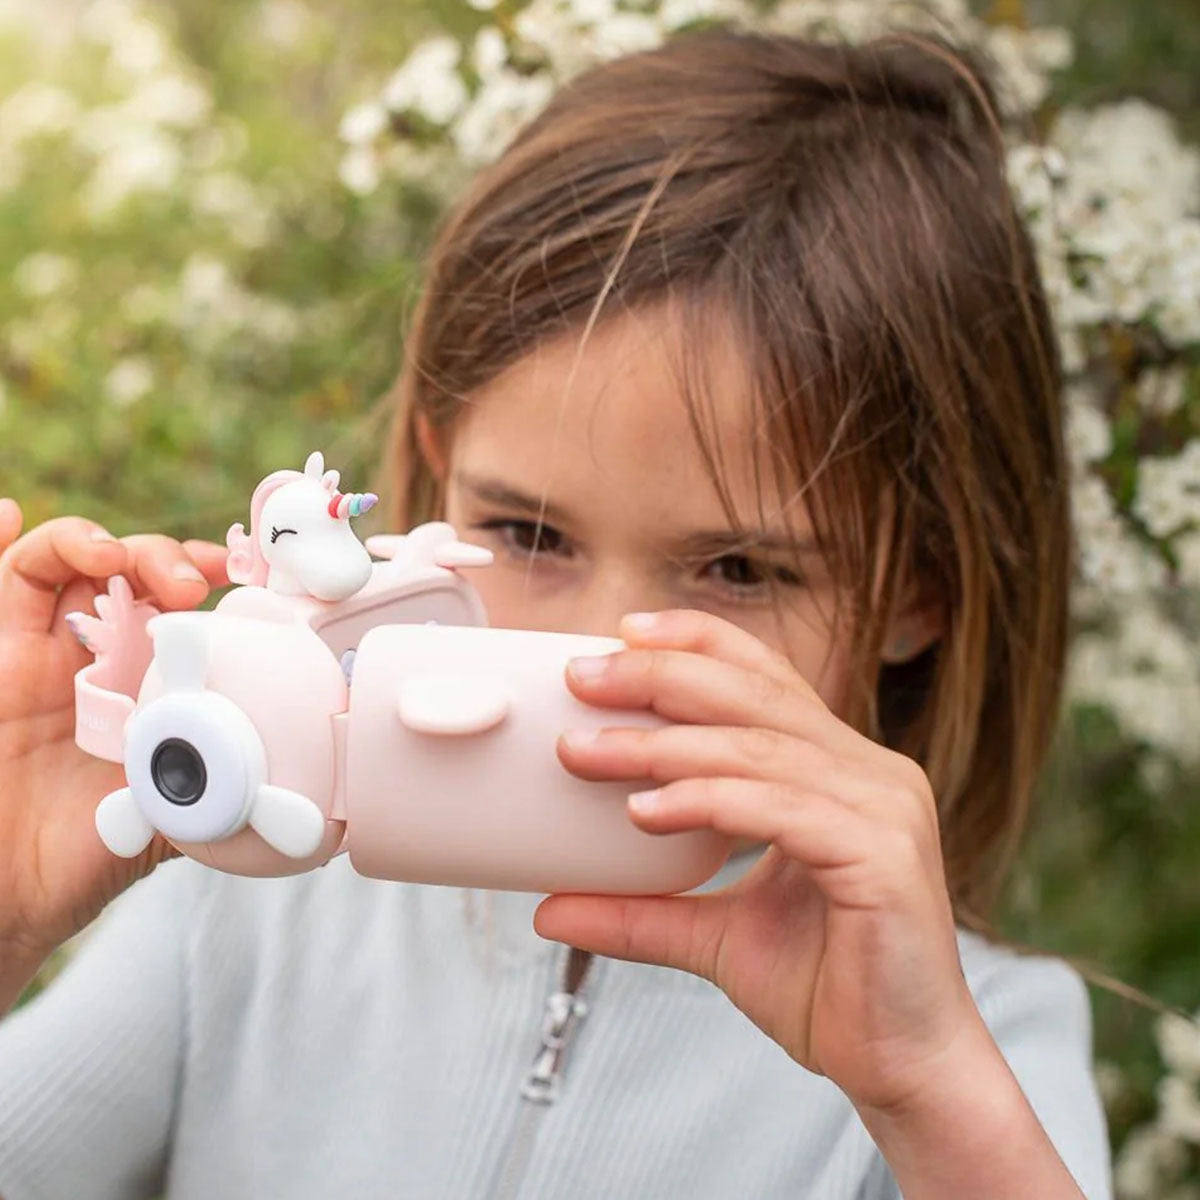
xmin=70 ymin=454 xmax=732 ymax=896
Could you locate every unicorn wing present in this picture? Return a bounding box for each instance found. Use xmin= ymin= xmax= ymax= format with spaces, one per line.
xmin=396 ymin=672 xmax=511 ymax=735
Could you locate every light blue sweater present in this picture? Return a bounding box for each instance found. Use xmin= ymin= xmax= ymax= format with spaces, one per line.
xmin=0 ymin=848 xmax=1112 ymax=1199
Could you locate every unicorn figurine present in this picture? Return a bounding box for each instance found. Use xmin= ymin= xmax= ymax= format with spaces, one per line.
xmin=225 ymin=450 xmax=379 ymax=603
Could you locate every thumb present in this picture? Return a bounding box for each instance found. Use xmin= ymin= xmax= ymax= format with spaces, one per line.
xmin=532 ymin=890 xmax=729 ymax=982
xmin=0 ymin=498 xmax=23 ymax=557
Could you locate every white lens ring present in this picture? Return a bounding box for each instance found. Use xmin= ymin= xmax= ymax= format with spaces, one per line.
xmin=124 ymin=691 xmax=267 ymax=844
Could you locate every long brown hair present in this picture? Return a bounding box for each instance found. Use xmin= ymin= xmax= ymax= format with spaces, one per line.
xmin=375 ymin=28 xmax=1071 ymax=934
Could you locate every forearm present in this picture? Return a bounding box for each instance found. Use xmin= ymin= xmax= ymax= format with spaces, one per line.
xmin=856 ymin=1016 xmax=1087 ymax=1200
xmin=0 ymin=936 xmax=50 ymax=1019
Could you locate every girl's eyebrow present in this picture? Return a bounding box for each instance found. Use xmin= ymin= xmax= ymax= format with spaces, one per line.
xmin=454 ymin=471 xmax=820 ymax=555
xmin=454 ymin=472 xmax=574 ymax=526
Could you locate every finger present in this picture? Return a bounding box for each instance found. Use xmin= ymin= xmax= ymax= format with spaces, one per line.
xmin=558 ymin=722 xmax=888 ymax=810
xmin=564 ymin=723 xmax=940 ymax=834
xmin=533 ymin=781 xmax=873 ymax=972
xmin=534 ymin=888 xmax=729 ymax=983
xmin=0 ymin=498 xmax=23 ymax=555
xmin=623 ymin=776 xmax=936 ymax=910
xmin=0 ymin=516 xmax=129 ymax=634
xmin=619 ymin=608 xmax=806 ymax=695
xmin=115 ymin=534 xmax=217 ymax=610
xmin=181 ymin=539 xmax=231 ymax=588
xmin=565 ymin=644 xmax=853 ymax=752
xmin=624 ymin=777 xmax=897 ymax=892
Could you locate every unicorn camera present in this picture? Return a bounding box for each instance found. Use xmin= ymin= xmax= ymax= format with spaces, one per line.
xmin=69 ymin=451 xmax=733 ymax=895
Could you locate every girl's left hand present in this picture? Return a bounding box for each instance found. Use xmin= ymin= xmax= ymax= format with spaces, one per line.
xmin=537 ymin=607 xmax=988 ymax=1118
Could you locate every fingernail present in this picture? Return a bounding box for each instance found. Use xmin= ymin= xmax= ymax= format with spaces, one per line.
xmin=562 ymin=728 xmax=601 ymax=750
xmin=90 ymin=527 xmax=118 ymax=543
xmin=628 ymin=788 xmax=662 ymax=814
xmin=624 ymin=609 xmax=662 ymax=638
xmin=568 ymin=654 xmax=612 ymax=682
xmin=624 ymin=614 xmax=662 ymax=633
xmin=171 ymin=561 xmax=206 ymax=584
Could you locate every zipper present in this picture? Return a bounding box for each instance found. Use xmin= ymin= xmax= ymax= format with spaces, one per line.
xmin=488 ymin=943 xmax=596 ymax=1200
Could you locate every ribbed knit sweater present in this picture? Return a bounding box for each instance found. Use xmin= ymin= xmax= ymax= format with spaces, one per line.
xmin=0 ymin=847 xmax=1112 ymax=1199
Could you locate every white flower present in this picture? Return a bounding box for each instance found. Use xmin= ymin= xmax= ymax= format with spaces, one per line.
xmin=338 ymin=146 xmax=381 ymax=196
xmin=191 ymin=172 xmax=274 ymax=248
xmin=1114 ymin=1126 xmax=1189 ymax=1198
xmin=384 ymin=36 xmax=468 ymax=126
xmin=1134 ymin=454 xmax=1200 ymax=540
xmin=1159 ymin=1075 xmax=1200 ymax=1143
xmin=593 ymin=13 xmax=662 ymax=58
xmin=1075 ymin=523 xmax=1169 ymax=595
xmin=104 ymin=356 xmax=155 ymax=408
xmin=257 ymin=0 xmax=315 ymax=47
xmin=467 ymin=0 xmax=501 ymax=10
xmin=339 ymin=102 xmax=388 ymax=146
xmin=472 ymin=27 xmax=509 ymax=81
xmin=1064 ymin=384 xmax=1112 ymax=467
xmin=658 ymin=0 xmax=754 ymax=29
xmin=1158 ymin=1012 xmax=1200 ymax=1082
xmin=451 ymin=69 xmax=555 ymax=167
xmin=126 ymin=74 xmax=212 ymax=128
xmin=82 ymin=130 xmax=183 ymax=216
xmin=12 ymin=252 xmax=78 ymax=298
xmin=107 ymin=16 xmax=172 ymax=77
xmin=1174 ymin=529 xmax=1200 ymax=589
xmin=179 ymin=254 xmax=232 ymax=310
xmin=0 ymin=83 xmax=79 ymax=142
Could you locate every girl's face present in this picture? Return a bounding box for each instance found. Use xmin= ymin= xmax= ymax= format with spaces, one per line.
xmin=419 ymin=307 xmax=938 ymax=723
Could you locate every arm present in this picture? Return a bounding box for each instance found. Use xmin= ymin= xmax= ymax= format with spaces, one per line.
xmin=857 ymin=949 xmax=1111 ymax=1200
xmin=0 ymin=938 xmax=50 ymax=1021
xmin=0 ymin=859 xmax=193 ymax=1200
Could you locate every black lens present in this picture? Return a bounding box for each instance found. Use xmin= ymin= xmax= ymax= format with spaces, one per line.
xmin=150 ymin=739 xmax=207 ymax=806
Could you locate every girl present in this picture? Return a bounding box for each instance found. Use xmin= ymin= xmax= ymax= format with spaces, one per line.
xmin=0 ymin=28 xmax=1111 ymax=1200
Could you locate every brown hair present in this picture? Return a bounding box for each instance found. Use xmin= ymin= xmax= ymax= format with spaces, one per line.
xmin=375 ymin=28 xmax=1071 ymax=933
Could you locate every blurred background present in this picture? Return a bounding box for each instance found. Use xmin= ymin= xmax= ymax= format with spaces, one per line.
xmin=1 ymin=1 xmax=1197 ymax=1195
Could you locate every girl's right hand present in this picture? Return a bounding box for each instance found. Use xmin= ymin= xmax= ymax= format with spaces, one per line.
xmin=0 ymin=498 xmax=230 ymax=970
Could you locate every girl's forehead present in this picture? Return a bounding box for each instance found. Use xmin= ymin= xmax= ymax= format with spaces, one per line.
xmin=452 ymin=307 xmax=797 ymax=528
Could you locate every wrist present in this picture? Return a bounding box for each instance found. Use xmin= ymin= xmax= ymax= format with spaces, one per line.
xmin=855 ymin=1013 xmax=1084 ymax=1199
xmin=0 ymin=929 xmax=53 ymax=1018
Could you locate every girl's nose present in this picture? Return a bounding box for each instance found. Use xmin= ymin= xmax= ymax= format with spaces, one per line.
xmin=565 ymin=575 xmax=662 ymax=640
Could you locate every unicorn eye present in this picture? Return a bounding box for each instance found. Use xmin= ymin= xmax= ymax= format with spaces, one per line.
xmin=270 ymin=527 xmax=298 ymax=544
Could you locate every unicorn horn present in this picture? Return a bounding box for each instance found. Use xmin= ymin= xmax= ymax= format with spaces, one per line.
xmin=327 ymin=491 xmax=378 ymax=520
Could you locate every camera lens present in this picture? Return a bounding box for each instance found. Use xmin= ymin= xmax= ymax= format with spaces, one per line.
xmin=150 ymin=739 xmax=207 ymax=806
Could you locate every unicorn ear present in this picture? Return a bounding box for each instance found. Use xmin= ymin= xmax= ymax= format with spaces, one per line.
xmin=321 ymin=469 xmax=341 ymax=491
xmin=304 ymin=451 xmax=325 ymax=478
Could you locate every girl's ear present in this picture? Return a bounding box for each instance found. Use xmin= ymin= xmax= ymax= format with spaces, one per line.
xmin=415 ymin=410 xmax=449 ymax=481
xmin=881 ymin=576 xmax=946 ymax=664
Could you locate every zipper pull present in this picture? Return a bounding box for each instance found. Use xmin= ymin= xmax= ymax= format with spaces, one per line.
xmin=521 ymin=989 xmax=589 ymax=1104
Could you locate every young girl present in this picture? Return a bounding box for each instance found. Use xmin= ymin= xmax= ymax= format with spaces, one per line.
xmin=0 ymin=28 xmax=1111 ymax=1200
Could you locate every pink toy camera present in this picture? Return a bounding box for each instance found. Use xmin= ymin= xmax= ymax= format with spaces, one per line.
xmin=69 ymin=452 xmax=732 ymax=895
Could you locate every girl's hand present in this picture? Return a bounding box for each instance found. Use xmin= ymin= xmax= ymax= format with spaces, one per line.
xmin=0 ymin=499 xmax=229 ymax=969
xmin=539 ymin=607 xmax=984 ymax=1117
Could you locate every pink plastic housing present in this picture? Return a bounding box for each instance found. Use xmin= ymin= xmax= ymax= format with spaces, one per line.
xmin=73 ymin=540 xmax=733 ymax=894
xmin=345 ymin=624 xmax=730 ymax=895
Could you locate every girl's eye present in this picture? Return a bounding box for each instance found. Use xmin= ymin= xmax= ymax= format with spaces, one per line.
xmin=473 ymin=519 xmax=570 ymax=559
xmin=702 ymin=554 xmax=804 ymax=595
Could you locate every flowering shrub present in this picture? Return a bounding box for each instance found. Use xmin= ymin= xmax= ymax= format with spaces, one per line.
xmin=0 ymin=0 xmax=426 ymax=533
